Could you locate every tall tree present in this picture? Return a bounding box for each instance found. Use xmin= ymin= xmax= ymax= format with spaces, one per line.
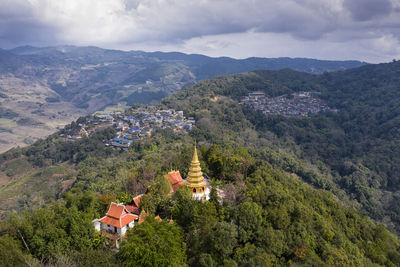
xmin=118 ymin=217 xmax=187 ymax=267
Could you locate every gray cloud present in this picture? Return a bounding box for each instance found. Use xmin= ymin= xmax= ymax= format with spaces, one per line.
xmin=0 ymin=0 xmax=59 ymax=47
xmin=0 ymin=0 xmax=399 ymax=62
xmin=344 ymin=0 xmax=392 ymax=21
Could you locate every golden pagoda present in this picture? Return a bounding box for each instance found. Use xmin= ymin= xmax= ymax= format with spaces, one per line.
xmin=186 ymin=142 xmax=209 ymax=201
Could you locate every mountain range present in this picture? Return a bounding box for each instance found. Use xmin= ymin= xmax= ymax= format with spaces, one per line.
xmin=0 ymin=45 xmax=366 ymax=152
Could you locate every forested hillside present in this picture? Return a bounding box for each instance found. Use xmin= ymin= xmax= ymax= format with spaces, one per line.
xmin=0 ymin=116 xmax=399 ymax=266
xmin=2 ymin=61 xmax=400 ymax=265
xmin=163 ymin=61 xmax=400 ymax=235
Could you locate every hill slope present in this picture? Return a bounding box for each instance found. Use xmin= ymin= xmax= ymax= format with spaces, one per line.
xmin=0 ymin=45 xmax=366 ymax=152
xmin=162 ymin=62 xmax=400 ymax=235
xmin=0 ymin=108 xmax=399 ymax=266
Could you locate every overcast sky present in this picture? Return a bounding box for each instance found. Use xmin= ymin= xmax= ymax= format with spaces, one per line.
xmin=1 ymin=0 xmax=400 ymax=63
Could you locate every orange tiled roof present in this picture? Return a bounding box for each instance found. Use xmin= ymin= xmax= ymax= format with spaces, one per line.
xmin=99 ymin=202 xmax=138 ymax=228
xmin=125 ymin=195 xmax=142 ymax=214
xmin=165 ymin=171 xmax=184 ymax=192
xmin=125 ymin=204 xmax=140 ymax=215
xmin=133 ymin=195 xmax=142 ymax=207
xmin=121 ymin=214 xmax=138 ymax=227
xmin=99 ymin=216 xmax=120 ymax=228
xmin=107 ymin=203 xmax=125 ymax=219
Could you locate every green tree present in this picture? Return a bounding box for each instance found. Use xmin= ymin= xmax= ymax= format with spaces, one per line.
xmin=210 ymin=221 xmax=238 ymax=260
xmin=171 ymin=186 xmax=196 ymax=231
xmin=0 ymin=235 xmax=30 ymax=266
xmin=236 ymin=202 xmax=263 ymax=243
xmin=140 ymin=175 xmax=171 ymax=216
xmin=118 ymin=217 xmax=187 ymax=267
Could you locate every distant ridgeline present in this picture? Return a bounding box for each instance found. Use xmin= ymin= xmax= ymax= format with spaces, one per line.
xmin=1 ymin=45 xmax=367 ymax=111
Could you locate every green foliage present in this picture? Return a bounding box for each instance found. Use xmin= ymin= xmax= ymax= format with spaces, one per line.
xmin=171 ymin=186 xmax=197 ymax=229
xmin=236 ymin=202 xmax=263 ymax=243
xmin=0 ymin=188 xmax=116 ymax=265
xmin=12 ymin=204 xmax=94 ymax=261
xmin=118 ymin=216 xmax=187 ymax=267
xmin=140 ymin=175 xmax=171 ymax=216
xmin=0 ymin=127 xmax=117 ymax=167
xmin=0 ymin=234 xmax=30 ymax=266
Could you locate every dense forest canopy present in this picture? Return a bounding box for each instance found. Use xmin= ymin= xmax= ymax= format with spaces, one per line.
xmin=1 ymin=131 xmax=399 ymax=266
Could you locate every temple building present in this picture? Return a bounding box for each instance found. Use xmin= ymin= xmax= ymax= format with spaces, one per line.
xmin=93 ymin=202 xmax=138 ymax=237
xmin=186 ymin=143 xmax=210 ymax=201
xmin=92 ymin=143 xmax=214 ymax=247
xmin=165 ymin=170 xmax=185 ymax=193
xmin=125 ymin=194 xmax=142 ymax=215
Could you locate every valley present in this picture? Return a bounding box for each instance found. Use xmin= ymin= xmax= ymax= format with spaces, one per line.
xmin=0 ymin=46 xmax=366 ymax=152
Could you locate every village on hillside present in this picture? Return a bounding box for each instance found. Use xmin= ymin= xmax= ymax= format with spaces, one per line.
xmin=240 ymin=91 xmax=334 ymax=117
xmin=60 ymin=106 xmax=195 ymax=149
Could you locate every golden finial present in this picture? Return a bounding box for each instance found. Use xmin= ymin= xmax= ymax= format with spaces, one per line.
xmin=192 ymin=141 xmax=199 ymax=163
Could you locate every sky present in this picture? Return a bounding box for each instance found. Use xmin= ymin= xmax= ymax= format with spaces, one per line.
xmin=1 ymin=0 xmax=400 ymax=63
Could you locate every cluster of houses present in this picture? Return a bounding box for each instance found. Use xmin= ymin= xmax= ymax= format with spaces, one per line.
xmin=61 ymin=106 xmax=195 ymax=149
xmin=92 ymin=144 xmax=219 ymax=247
xmin=240 ymin=91 xmax=333 ymax=117
xmin=109 ymin=107 xmax=195 ymax=149
xmin=60 ymin=113 xmax=114 ymax=140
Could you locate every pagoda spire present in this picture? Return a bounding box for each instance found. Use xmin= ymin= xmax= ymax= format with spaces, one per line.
xmin=192 ymin=140 xmax=199 ymax=163
xmin=186 ymin=142 xmax=208 ymax=200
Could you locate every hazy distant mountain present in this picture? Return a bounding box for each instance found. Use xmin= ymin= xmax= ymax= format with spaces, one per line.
xmin=0 ymin=45 xmax=366 ymax=152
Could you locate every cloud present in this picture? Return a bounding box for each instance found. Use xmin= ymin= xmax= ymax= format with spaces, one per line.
xmin=171 ymin=31 xmax=400 ymax=63
xmin=0 ymin=0 xmax=58 ymax=47
xmin=344 ymin=0 xmax=392 ymax=21
xmin=0 ymin=0 xmax=400 ymax=62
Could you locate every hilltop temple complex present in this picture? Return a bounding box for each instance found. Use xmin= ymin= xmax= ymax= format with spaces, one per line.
xmin=164 ymin=143 xmax=210 ymax=200
xmin=93 ymin=143 xmax=210 ymax=240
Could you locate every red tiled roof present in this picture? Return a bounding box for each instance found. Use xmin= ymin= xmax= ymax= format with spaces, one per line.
xmin=121 ymin=214 xmax=138 ymax=227
xmin=106 ymin=203 xmax=125 ymax=219
xmin=99 ymin=216 xmax=120 ymax=228
xmin=165 ymin=171 xmax=184 ymax=192
xmin=125 ymin=195 xmax=142 ymax=215
xmin=99 ymin=202 xmax=138 ymax=228
xmin=125 ymin=204 xmax=140 ymax=215
xmin=133 ymin=195 xmax=142 ymax=207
